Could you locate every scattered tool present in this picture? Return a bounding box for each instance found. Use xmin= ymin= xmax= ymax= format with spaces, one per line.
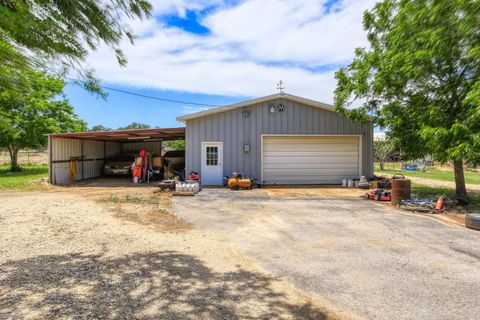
xmin=435 ymin=196 xmax=444 ymax=212
xmin=227 ymin=173 xmax=254 ymax=190
xmin=398 ymin=199 xmax=435 ymax=213
xmin=187 ymin=171 xmax=200 ymax=181
xmin=157 ymin=180 xmax=176 ymax=192
xmin=364 ymin=189 xmax=392 ymax=201
xmin=172 ymin=191 xmax=195 ymax=196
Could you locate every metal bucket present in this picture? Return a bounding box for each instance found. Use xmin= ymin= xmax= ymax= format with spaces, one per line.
xmin=391 ymin=178 xmax=411 ymax=206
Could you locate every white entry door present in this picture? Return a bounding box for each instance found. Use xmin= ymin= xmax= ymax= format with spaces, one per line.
xmin=201 ymin=142 xmax=223 ymax=185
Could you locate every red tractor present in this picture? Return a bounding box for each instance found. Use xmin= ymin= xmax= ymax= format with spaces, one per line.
xmin=364 ymin=189 xmax=392 ymax=201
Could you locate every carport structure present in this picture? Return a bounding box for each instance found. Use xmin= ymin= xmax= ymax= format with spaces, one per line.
xmin=48 ymin=127 xmax=185 ymax=185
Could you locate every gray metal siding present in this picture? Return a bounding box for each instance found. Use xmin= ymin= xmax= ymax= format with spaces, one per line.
xmin=50 ymin=138 xmax=124 ymax=184
xmin=49 ymin=139 xmax=166 ymax=185
xmin=105 ymin=142 xmax=121 ymax=158
xmin=186 ymin=98 xmax=373 ymax=182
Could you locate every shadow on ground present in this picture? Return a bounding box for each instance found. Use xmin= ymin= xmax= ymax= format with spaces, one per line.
xmin=0 ymin=251 xmax=332 ymax=319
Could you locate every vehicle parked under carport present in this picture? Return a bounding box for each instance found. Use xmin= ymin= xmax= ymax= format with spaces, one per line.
xmin=104 ymin=154 xmax=135 ymax=176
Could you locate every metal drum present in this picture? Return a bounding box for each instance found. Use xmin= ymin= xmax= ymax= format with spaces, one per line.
xmin=391 ymin=178 xmax=411 ymax=206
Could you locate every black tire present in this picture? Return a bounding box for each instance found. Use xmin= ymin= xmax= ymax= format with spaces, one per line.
xmin=465 ymin=213 xmax=480 ymax=231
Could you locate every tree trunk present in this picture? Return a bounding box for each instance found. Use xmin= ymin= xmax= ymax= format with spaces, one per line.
xmin=379 ymin=161 xmax=385 ymax=171
xmin=7 ymin=146 xmax=21 ymax=172
xmin=453 ymin=159 xmax=468 ymax=204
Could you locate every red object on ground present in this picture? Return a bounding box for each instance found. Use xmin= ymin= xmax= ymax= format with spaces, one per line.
xmin=187 ymin=172 xmax=200 ymax=180
xmin=435 ymin=196 xmax=444 ymax=212
xmin=133 ymin=149 xmax=149 ymax=181
xmin=133 ymin=165 xmax=143 ymax=179
xmin=365 ymin=189 xmax=392 ymax=201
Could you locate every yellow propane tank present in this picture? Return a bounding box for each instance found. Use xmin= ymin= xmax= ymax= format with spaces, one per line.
xmin=227 ymin=178 xmax=252 ymax=190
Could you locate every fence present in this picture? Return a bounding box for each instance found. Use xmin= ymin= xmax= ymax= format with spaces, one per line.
xmin=0 ymin=148 xmax=48 ymax=165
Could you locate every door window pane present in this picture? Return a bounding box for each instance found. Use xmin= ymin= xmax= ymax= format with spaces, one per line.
xmin=206 ymin=146 xmax=218 ymax=166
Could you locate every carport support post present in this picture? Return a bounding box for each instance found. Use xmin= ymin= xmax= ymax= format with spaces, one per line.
xmin=48 ymin=135 xmax=53 ymax=183
xmin=81 ymin=140 xmax=84 ymax=180
xmin=103 ymin=140 xmax=106 ymax=175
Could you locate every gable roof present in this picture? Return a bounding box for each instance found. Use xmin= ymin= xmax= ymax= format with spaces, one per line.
xmin=176 ymin=93 xmax=335 ymax=122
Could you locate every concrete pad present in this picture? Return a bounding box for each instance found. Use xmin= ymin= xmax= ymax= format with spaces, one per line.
xmin=173 ymin=188 xmax=480 ymax=320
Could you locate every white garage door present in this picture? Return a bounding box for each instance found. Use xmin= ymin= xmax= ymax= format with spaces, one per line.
xmin=262 ymin=135 xmax=361 ymax=184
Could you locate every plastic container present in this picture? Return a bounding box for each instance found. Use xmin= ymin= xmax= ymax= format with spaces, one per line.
xmin=185 ymin=180 xmax=200 ymax=193
xmin=347 ymin=179 xmax=354 ymax=188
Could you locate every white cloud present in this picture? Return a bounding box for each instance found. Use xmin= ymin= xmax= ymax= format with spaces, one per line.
xmin=181 ymin=105 xmax=213 ymax=114
xmin=86 ymin=0 xmax=377 ymax=103
xmin=149 ymin=0 xmax=222 ymax=16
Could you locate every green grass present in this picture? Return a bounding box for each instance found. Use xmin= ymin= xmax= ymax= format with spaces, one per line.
xmin=375 ymin=163 xmax=480 ymax=185
xmin=0 ymin=164 xmax=48 ymax=190
xmin=100 ymin=193 xmax=159 ymax=205
xmin=411 ymin=183 xmax=480 ymax=211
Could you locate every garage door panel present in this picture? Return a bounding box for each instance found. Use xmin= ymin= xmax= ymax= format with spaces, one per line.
xmin=264 ymin=143 xmax=358 ymax=153
xmin=263 ymin=156 xmax=359 ymax=164
xmin=262 ymin=135 xmax=360 ymax=185
xmin=263 ymin=168 xmax=359 ymax=175
xmin=263 ymin=163 xmax=361 ymax=169
xmin=266 ymin=176 xmax=355 ymax=184
xmin=263 ymin=151 xmax=359 ymax=157
xmin=265 ymin=136 xmax=358 ymax=143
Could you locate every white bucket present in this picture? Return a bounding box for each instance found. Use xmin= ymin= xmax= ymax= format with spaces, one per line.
xmin=185 ymin=180 xmax=200 ymax=193
xmin=347 ymin=179 xmax=354 ymax=188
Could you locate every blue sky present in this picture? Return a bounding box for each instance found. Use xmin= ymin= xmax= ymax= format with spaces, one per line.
xmin=67 ymin=0 xmax=375 ymax=129
xmin=65 ymin=84 xmax=243 ymax=128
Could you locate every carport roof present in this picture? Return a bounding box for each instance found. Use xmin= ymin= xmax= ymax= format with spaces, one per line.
xmin=48 ymin=127 xmax=185 ymax=142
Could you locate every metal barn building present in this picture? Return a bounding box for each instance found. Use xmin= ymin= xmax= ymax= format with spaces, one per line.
xmin=177 ymin=93 xmax=373 ymax=185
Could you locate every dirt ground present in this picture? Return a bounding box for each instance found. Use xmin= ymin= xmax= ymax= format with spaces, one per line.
xmin=0 ymin=186 xmax=348 ymax=320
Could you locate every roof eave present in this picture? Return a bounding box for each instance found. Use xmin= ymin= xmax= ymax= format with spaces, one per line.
xmin=176 ymin=93 xmax=335 ymax=122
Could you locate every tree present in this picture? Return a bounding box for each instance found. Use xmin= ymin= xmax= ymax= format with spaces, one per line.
xmin=117 ymin=122 xmax=150 ymax=130
xmin=334 ymin=0 xmax=480 ymax=204
xmin=166 ymin=140 xmax=185 ymax=150
xmin=0 ymin=70 xmax=86 ymax=171
xmin=374 ymin=140 xmax=394 ymax=171
xmin=89 ymin=125 xmax=112 ymax=132
xmin=0 ymin=0 xmax=152 ymax=94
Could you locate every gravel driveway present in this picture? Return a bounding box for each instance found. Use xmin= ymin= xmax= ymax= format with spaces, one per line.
xmin=0 ymin=190 xmax=341 ymax=319
xmin=173 ymin=188 xmax=480 ymax=320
